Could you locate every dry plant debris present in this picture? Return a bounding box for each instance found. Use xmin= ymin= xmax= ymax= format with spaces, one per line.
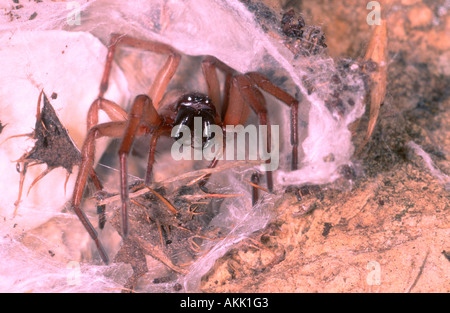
xmin=108 ymin=184 xmax=231 ymax=292
xmin=95 ymin=160 xmax=261 ymax=291
xmin=9 ymin=91 xmax=81 ymax=216
xmin=357 ymin=20 xmax=388 ymax=154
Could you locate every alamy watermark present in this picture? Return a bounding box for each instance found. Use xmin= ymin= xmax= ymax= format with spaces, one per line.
xmin=66 ymin=261 xmax=81 ymax=286
xmin=170 ymin=117 xmax=280 ymax=171
xmin=366 ymin=261 xmax=381 ymax=285
xmin=367 ymin=1 xmax=382 ymax=25
xmin=67 ymin=1 xmax=81 ymax=26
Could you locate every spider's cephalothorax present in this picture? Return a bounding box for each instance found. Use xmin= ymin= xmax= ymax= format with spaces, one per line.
xmin=173 ymin=93 xmax=218 ymax=150
xmin=70 ymin=34 xmax=299 ymax=264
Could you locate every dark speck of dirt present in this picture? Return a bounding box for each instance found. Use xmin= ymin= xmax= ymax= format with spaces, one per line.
xmin=173 ymin=283 xmax=182 ymax=291
xmin=0 ymin=121 xmax=6 ymax=134
xmin=322 ymin=223 xmax=333 ymax=237
xmin=442 ymin=250 xmax=450 ymax=262
xmin=153 ymin=276 xmax=172 ymax=284
xmin=339 ymin=164 xmax=356 ymax=180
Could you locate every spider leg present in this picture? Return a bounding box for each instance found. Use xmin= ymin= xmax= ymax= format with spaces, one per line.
xmin=198 ymin=157 xmax=220 ymax=193
xmin=142 ymin=133 xmax=158 ymax=185
xmin=98 ymin=34 xmax=180 ymax=110
xmin=84 ymin=98 xmax=127 ymax=231
xmin=118 ymin=95 xmax=163 ymax=238
xmin=87 ymin=97 xmax=128 ymax=131
xmin=71 ymin=112 xmax=153 ymax=264
xmin=198 ymin=57 xmax=239 ymax=191
xmin=201 ymin=56 xmax=236 ymax=119
xmin=228 ymin=75 xmax=274 ymax=192
xmin=92 ymin=32 xmax=181 ymax=189
xmin=246 ymin=72 xmax=299 ymax=171
xmin=201 ymin=57 xmax=221 ymax=117
xmin=202 ymin=57 xmax=279 ymax=195
xmin=251 ymin=172 xmax=260 ymax=206
xmin=75 ymin=34 xmax=180 ymax=255
xmin=76 ymin=121 xmax=127 ymax=256
xmin=72 ymin=120 xmax=131 ymax=264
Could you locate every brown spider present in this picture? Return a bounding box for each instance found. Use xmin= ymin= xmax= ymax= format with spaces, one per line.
xmin=71 ymin=34 xmax=300 ymax=264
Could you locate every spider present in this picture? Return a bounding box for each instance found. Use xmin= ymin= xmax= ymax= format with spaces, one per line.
xmin=71 ymin=34 xmax=300 ymax=264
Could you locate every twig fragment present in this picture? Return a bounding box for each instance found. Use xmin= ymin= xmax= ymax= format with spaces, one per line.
xmin=143 ymin=185 xmax=178 ymax=215
xmin=357 ymin=20 xmax=387 ymax=154
xmin=405 ymin=250 xmax=430 ymax=293
xmin=98 ymin=160 xmax=260 ymax=206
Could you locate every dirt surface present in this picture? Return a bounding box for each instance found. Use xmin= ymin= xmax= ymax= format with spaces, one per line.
xmin=200 ymin=0 xmax=450 ymax=293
